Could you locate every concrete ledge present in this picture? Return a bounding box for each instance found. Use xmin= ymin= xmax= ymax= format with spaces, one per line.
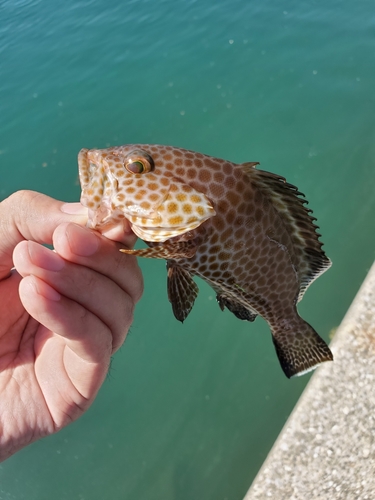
xmin=245 ymin=261 xmax=375 ymax=500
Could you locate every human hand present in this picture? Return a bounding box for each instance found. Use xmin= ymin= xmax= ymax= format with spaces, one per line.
xmin=0 ymin=191 xmax=143 ymax=461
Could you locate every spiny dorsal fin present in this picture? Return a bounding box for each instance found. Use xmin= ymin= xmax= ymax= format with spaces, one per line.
xmin=241 ymin=163 xmax=331 ymax=299
xmin=241 ymin=161 xmax=260 ymax=169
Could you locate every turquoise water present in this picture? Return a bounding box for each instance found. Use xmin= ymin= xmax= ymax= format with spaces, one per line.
xmin=1 ymin=0 xmax=375 ymax=498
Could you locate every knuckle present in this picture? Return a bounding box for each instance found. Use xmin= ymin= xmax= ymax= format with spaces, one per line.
xmin=115 ymin=252 xmax=144 ymax=304
xmin=8 ymin=190 xmax=42 ymax=212
xmin=111 ymin=298 xmax=135 ymax=353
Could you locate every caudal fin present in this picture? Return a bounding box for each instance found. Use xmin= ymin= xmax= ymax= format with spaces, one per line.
xmin=271 ymin=318 xmax=333 ymax=378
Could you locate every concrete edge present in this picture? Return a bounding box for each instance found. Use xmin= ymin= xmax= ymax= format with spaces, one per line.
xmin=244 ymin=260 xmax=375 ymax=499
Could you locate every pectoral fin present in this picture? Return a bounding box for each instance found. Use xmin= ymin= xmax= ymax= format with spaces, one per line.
xmin=120 ymin=240 xmax=197 ymax=259
xmin=167 ymin=262 xmax=199 ymax=322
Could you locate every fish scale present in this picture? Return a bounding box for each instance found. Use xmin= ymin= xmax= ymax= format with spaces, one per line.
xmin=79 ymin=144 xmax=333 ymax=378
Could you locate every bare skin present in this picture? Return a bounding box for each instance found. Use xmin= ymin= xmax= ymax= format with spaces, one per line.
xmin=0 ymin=190 xmax=143 ymax=461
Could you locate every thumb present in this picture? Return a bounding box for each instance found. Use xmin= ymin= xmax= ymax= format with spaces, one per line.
xmin=0 ymin=190 xmax=87 ymax=280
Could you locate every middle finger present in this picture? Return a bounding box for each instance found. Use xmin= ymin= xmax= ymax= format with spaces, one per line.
xmin=13 ymin=240 xmax=135 ymax=351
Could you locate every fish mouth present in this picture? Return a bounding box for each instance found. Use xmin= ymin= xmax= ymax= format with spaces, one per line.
xmin=79 ymin=148 xmax=108 ymax=197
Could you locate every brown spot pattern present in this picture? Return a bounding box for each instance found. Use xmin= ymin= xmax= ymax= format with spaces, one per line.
xmin=78 ymin=143 xmax=332 ymax=377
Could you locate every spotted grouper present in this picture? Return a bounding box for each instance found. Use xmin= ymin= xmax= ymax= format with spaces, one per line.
xmin=78 ymin=144 xmax=333 ymax=377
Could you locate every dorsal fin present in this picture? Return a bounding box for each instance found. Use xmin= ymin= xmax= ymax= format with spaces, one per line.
xmin=241 ymin=163 xmax=331 ymax=299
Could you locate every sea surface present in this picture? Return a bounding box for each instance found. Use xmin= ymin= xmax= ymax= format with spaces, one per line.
xmin=1 ymin=1 xmax=374 ymax=499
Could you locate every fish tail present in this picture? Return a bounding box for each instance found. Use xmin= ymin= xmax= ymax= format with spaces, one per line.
xmin=271 ymin=317 xmax=333 ymax=378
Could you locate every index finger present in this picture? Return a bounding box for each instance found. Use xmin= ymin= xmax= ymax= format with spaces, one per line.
xmin=0 ymin=191 xmax=87 ymax=279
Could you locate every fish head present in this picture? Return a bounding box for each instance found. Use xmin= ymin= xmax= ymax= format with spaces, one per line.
xmin=78 ymin=145 xmax=216 ymax=242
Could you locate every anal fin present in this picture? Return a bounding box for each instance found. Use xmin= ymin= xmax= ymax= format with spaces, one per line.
xmin=167 ymin=262 xmax=199 ymax=322
xmin=217 ymin=294 xmax=258 ymax=322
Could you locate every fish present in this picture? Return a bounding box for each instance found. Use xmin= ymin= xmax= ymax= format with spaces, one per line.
xmin=78 ymin=144 xmax=333 ymax=378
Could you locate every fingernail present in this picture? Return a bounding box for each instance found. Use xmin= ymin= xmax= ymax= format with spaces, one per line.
xmin=66 ymin=224 xmax=99 ymax=256
xmin=27 ymin=241 xmax=65 ymax=271
xmin=61 ymin=203 xmax=88 ymax=215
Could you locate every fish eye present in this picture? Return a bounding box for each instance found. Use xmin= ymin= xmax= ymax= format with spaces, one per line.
xmin=125 ymin=150 xmax=154 ymax=175
xmin=126 ymin=160 xmax=147 ymax=174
